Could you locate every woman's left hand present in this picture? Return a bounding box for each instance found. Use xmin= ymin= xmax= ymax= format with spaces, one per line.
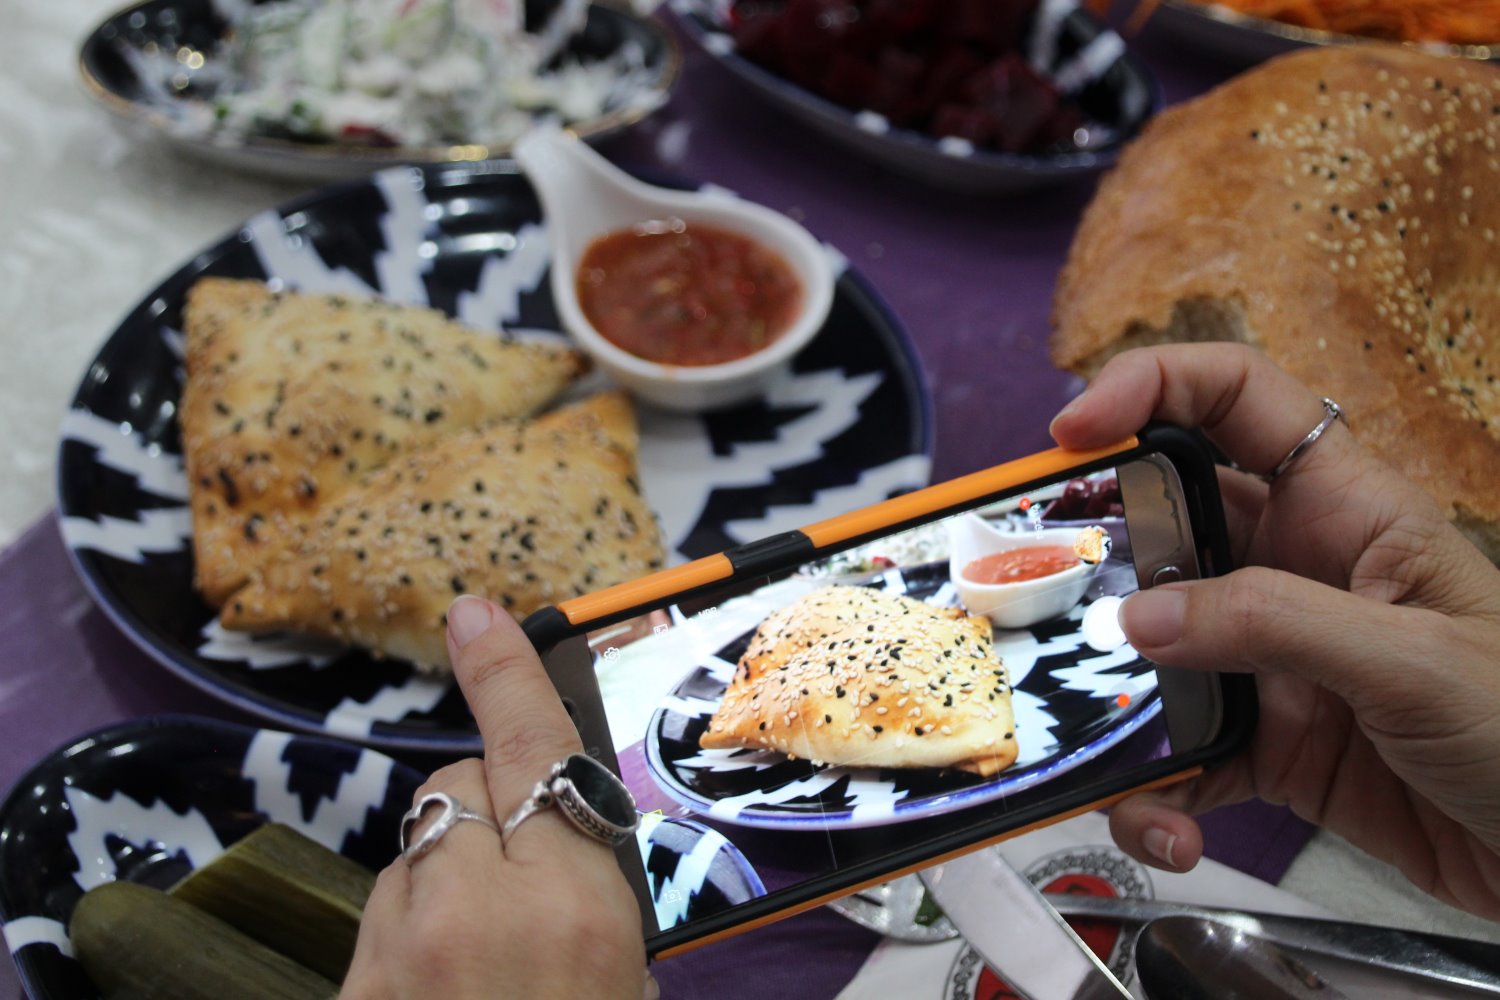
xmin=340 ymin=595 xmax=650 ymax=1000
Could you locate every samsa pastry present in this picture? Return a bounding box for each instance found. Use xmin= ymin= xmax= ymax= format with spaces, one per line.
xmin=219 ymin=392 xmax=663 ymax=672
xmin=701 ymin=585 xmax=1018 ymax=776
xmin=737 ymin=585 xmax=970 ymax=682
xmin=180 ymin=278 xmax=589 ymax=605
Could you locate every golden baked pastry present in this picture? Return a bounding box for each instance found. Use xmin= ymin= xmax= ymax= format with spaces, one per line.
xmin=1072 ymin=526 xmax=1110 ymax=564
xmin=701 ymin=585 xmax=1018 ymax=776
xmin=1050 ymin=46 xmax=1500 ymax=560
xmin=737 ymin=585 xmax=970 ymax=682
xmin=180 ymin=278 xmax=590 ymax=605
xmin=218 ymin=392 xmax=664 ymax=673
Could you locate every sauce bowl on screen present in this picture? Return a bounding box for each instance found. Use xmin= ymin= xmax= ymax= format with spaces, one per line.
xmin=947 ymin=519 xmax=1098 ymax=630
xmin=514 ymin=125 xmax=835 ymax=411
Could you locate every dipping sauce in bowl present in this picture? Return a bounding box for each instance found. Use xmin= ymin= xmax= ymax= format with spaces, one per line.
xmin=962 ymin=545 xmax=1080 ymax=586
xmin=576 ymin=219 xmax=803 ymax=366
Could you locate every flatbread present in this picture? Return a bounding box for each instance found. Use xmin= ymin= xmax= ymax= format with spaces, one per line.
xmin=218 ymin=392 xmax=664 ymax=673
xmin=701 ymin=585 xmax=1019 ymax=776
xmin=180 ymin=278 xmax=590 ymax=605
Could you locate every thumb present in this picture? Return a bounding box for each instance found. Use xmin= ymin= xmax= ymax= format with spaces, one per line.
xmin=1119 ymin=566 xmax=1435 ymax=708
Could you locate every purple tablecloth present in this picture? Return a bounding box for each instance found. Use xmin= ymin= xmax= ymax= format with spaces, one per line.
xmin=0 ymin=18 xmax=1313 ymax=1000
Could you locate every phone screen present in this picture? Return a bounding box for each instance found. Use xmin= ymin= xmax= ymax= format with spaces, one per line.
xmin=573 ymin=464 xmax=1201 ymax=942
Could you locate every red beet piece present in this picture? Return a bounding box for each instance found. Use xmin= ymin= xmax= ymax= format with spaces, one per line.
xmin=861 ymin=0 xmax=945 ymax=38
xmin=730 ymin=3 xmax=788 ymax=73
xmin=778 ymin=0 xmax=861 ymax=88
xmin=915 ymin=43 xmax=983 ymax=114
xmin=821 ymin=49 xmax=881 ymax=108
xmin=964 ymin=53 xmax=1060 ymax=152
xmin=866 ymin=44 xmax=926 ymax=121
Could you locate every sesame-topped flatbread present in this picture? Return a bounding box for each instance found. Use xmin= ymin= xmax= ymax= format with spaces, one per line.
xmin=700 ymin=585 xmax=1018 ymax=777
xmin=180 ymin=278 xmax=590 ymax=606
xmin=218 ymin=392 xmax=664 ymax=673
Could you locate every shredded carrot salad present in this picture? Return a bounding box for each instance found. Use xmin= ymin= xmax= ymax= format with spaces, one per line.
xmin=1090 ymin=0 xmax=1500 ymax=45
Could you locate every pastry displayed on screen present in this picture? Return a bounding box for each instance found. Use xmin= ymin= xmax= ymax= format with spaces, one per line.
xmin=219 ymin=392 xmax=663 ymax=672
xmin=736 ymin=585 xmax=971 ymax=682
xmin=700 ymin=585 xmax=1019 ymax=776
xmin=179 ymin=278 xmax=590 ymax=605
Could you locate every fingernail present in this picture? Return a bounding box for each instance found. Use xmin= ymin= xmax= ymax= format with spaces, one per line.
xmin=1049 ymin=393 xmax=1087 ymax=434
xmin=642 ymin=971 xmax=661 ymax=1000
xmin=1142 ymin=827 xmax=1179 ymax=869
xmin=1119 ymin=589 xmax=1186 ymax=649
xmin=447 ymin=595 xmax=498 ymax=650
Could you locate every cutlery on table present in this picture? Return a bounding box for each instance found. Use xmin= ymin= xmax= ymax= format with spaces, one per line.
xmin=919 ymin=852 xmax=1133 ymax=999
xmin=1135 ymin=916 xmax=1351 ymax=1000
xmin=829 ymin=869 xmax=1500 ymax=995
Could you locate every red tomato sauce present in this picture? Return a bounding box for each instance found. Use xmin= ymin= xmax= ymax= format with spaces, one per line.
xmin=962 ymin=546 xmax=1080 ymax=585
xmin=576 ymin=220 xmax=803 ymax=367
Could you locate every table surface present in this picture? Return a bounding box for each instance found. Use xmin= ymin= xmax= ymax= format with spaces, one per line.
xmin=4 ymin=2 xmax=1499 ymax=997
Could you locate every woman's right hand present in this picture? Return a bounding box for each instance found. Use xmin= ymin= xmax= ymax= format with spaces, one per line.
xmin=1049 ymin=343 xmax=1500 ymax=919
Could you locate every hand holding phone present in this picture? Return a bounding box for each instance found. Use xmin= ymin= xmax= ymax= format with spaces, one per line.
xmin=526 ymin=425 xmax=1255 ymax=957
xmin=1053 ymin=344 xmax=1500 ymax=920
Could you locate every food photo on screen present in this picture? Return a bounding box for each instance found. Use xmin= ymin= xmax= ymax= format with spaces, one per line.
xmin=583 ymin=470 xmax=1176 ymax=929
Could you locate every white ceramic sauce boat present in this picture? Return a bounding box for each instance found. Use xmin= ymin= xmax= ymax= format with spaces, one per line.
xmin=947 ymin=515 xmax=1096 ymax=630
xmin=513 ymin=125 xmax=834 ymax=411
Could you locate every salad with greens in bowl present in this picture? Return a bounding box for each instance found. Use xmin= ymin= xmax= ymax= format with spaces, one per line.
xmin=80 ymin=0 xmax=677 ymax=177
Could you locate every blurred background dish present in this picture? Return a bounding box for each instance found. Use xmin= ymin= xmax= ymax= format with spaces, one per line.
xmin=1140 ymin=0 xmax=1500 ymax=66
xmin=669 ymin=0 xmax=1159 ymax=195
xmin=78 ymin=0 xmax=681 ymax=181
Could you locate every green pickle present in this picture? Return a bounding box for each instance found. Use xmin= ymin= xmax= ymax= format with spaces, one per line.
xmin=169 ymin=822 xmax=375 ymax=982
xmin=70 ymin=880 xmax=338 ymax=1000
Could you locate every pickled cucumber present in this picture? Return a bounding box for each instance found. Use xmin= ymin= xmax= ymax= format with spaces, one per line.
xmin=170 ymin=822 xmax=374 ymax=981
xmin=70 ymin=880 xmax=338 ymax=1000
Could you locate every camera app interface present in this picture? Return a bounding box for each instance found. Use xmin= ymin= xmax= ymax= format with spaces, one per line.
xmin=589 ymin=470 xmax=1169 ymax=934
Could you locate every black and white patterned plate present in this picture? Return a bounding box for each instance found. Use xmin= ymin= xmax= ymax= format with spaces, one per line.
xmin=671 ymin=0 xmax=1159 ymax=194
xmin=645 ymin=561 xmax=1160 ymax=829
xmin=55 ymin=163 xmax=932 ymax=753
xmin=0 ymin=715 xmax=763 ymax=998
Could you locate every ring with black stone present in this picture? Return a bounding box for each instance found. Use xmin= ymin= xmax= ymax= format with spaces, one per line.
xmin=501 ymin=753 xmax=639 ymax=849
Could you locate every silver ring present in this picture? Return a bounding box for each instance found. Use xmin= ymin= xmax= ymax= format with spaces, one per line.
xmin=400 ymin=792 xmax=499 ymax=863
xmin=501 ymin=753 xmax=639 ymax=850
xmin=1263 ymin=398 xmax=1346 ymax=483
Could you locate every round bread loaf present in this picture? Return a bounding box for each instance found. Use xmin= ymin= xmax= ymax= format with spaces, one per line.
xmin=1051 ymin=46 xmax=1500 ymax=561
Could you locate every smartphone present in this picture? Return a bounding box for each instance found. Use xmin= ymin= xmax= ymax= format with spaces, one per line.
xmin=523 ymin=425 xmax=1255 ymax=959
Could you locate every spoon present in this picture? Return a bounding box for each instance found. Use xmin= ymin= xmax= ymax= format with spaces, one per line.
xmin=511 ymin=125 xmax=835 ymax=411
xmin=1135 ymin=916 xmax=1351 ymax=1000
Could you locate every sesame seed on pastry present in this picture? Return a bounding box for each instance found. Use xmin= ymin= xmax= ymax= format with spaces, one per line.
xmin=180 ymin=278 xmax=590 ymax=606
xmin=701 ymin=585 xmax=1019 ymax=777
xmin=218 ymin=392 xmax=662 ymax=673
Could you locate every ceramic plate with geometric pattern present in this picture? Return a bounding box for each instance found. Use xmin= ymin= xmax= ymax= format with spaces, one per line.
xmin=55 ymin=163 xmax=931 ymax=753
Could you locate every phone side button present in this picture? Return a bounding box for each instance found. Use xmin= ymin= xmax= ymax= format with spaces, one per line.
xmin=1152 ymin=566 xmax=1184 ymax=586
xmin=726 ymin=531 xmax=818 ymax=577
